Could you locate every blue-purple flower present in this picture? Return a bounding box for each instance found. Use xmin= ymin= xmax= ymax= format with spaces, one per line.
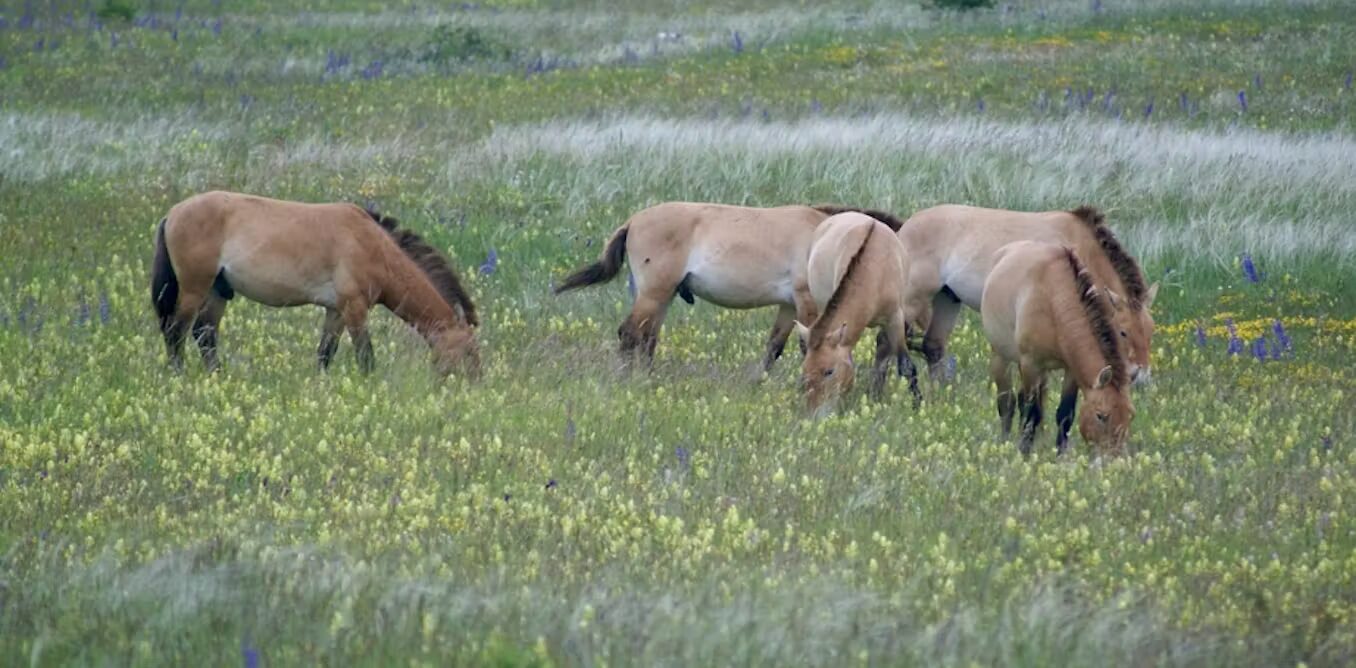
xmin=1250 ymin=336 xmax=1268 ymax=361
xmin=1241 ymin=253 xmax=1262 ymax=283
xmin=479 ymin=248 xmax=498 ymax=276
xmin=1272 ymin=319 xmax=1292 ymax=354
xmin=1237 ymin=90 xmax=1248 ymax=112
xmin=1194 ymin=322 xmax=1207 ymax=348
xmin=1225 ymin=319 xmax=1243 ymax=355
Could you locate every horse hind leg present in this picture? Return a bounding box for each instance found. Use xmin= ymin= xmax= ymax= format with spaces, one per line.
xmin=761 ymin=304 xmax=797 ymax=372
xmin=317 ymin=308 xmax=343 ymax=370
xmin=921 ymin=290 xmax=962 ymax=382
xmin=191 ymin=293 xmax=228 ymax=372
xmin=618 ymin=289 xmax=672 ymax=369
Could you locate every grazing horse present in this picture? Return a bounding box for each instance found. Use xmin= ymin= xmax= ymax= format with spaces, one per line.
xmin=898 ymin=205 xmax=1158 ymax=385
xmin=553 ymin=202 xmax=902 ymax=369
xmin=150 ymin=191 xmax=480 ymax=376
xmin=792 ymin=212 xmax=926 ymax=415
xmin=981 ymin=241 xmax=1134 ymax=456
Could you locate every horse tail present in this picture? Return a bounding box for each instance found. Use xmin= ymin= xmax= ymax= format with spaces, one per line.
xmin=554 ymin=224 xmax=629 ymax=294
xmin=150 ymin=217 xmax=179 ymax=333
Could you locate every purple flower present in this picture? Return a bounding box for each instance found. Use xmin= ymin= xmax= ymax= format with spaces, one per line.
xmin=1143 ymin=99 xmax=1153 ymax=118
xmin=944 ymin=354 xmax=958 ymax=382
xmin=360 ymin=60 xmax=383 ymax=80
xmin=731 ymin=30 xmax=743 ymax=54
xmin=1272 ymin=319 xmax=1292 ymax=353
xmin=98 ymin=293 xmax=111 ymax=324
xmin=1241 ymin=253 xmax=1261 ymax=283
xmin=478 ymin=248 xmax=497 ymax=275
xmin=110 ymin=32 xmax=118 ymax=48
xmin=1194 ymin=323 xmax=1207 ymax=348
xmin=1346 ymin=72 xmax=1353 ymax=90
xmin=545 ymin=479 xmax=557 ymax=490
xmin=1253 ymin=73 xmax=1262 ymax=90
xmin=212 ymin=18 xmax=223 ymax=36
xmin=675 ymin=446 xmax=690 ymax=469
xmin=976 ymin=97 xmax=985 ymax=113
xmin=242 ymin=642 xmax=260 ymax=668
xmin=1179 ymin=91 xmax=1188 ymax=111
xmin=1237 ymin=90 xmax=1247 ymax=112
xmin=1250 ymin=336 xmax=1268 ymax=361
xmin=1225 ymin=319 xmax=1243 ymax=355
xmin=810 ymin=98 xmax=823 ymax=114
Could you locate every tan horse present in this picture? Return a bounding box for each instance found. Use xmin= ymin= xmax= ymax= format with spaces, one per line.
xmin=792 ymin=212 xmax=926 ymax=415
xmin=553 ymin=202 xmax=902 ymax=369
xmin=151 ymin=191 xmax=480 ymax=376
xmin=899 ymin=205 xmax=1158 ymax=385
xmin=981 ymin=241 xmax=1134 ymax=456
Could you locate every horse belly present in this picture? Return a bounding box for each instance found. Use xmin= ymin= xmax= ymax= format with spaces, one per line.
xmin=684 ymin=256 xmax=793 ymax=309
xmin=220 ymin=243 xmax=339 ymax=308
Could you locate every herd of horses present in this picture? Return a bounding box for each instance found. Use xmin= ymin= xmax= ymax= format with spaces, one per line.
xmin=150 ymin=191 xmax=1159 ymax=456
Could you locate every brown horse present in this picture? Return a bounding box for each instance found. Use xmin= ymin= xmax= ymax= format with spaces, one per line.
xmin=899 ymin=205 xmax=1158 ymax=386
xmin=792 ymin=212 xmax=925 ymax=415
xmin=553 ymin=202 xmax=902 ymax=369
xmin=981 ymin=241 xmax=1134 ymax=456
xmin=150 ymin=191 xmax=480 ymax=376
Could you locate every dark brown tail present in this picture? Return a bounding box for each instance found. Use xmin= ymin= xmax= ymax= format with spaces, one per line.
xmin=811 ymin=205 xmax=905 ymax=232
xmin=554 ymin=225 xmax=629 ymax=293
xmin=150 ymin=217 xmax=178 ymax=334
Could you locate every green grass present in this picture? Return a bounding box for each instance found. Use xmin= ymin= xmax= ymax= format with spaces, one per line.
xmin=1 ymin=1 xmax=1355 ymax=665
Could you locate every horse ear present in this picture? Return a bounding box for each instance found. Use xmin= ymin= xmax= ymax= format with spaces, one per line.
xmin=1094 ymin=365 xmax=1114 ymax=389
xmin=1144 ymin=282 xmax=1159 ymax=308
xmin=834 ymin=322 xmax=848 ymax=345
xmin=794 ymin=321 xmax=811 ymax=346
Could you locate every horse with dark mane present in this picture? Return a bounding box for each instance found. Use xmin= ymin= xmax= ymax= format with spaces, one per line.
xmin=981 ymin=241 xmax=1134 ymax=456
xmin=898 ymin=204 xmax=1158 ymax=386
xmin=553 ymin=201 xmax=903 ymax=370
xmin=150 ymin=191 xmax=480 ymax=376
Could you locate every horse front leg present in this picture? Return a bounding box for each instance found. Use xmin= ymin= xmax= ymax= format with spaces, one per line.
xmin=990 ymin=352 xmax=1015 ymax=438
xmin=341 ymin=300 xmax=375 ymax=373
xmin=1054 ymin=373 xmax=1079 ymax=455
xmin=1017 ymin=360 xmax=1047 ymax=456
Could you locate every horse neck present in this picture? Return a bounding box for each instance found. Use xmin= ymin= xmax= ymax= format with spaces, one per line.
xmin=1049 ymin=271 xmax=1113 ymax=392
xmin=376 ymin=249 xmax=462 ymax=336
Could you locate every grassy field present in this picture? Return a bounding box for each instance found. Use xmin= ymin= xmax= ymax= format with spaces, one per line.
xmin=2 ymin=0 xmax=1355 ymax=665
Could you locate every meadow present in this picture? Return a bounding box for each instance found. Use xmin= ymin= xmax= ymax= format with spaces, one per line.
xmin=1 ymin=0 xmax=1355 ymax=664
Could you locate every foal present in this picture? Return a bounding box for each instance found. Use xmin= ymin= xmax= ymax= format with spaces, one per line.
xmin=794 ymin=212 xmax=927 ymax=415
xmin=981 ymin=241 xmax=1134 ymax=456
xmin=151 ymin=191 xmax=480 ymax=376
xmin=553 ymin=202 xmax=902 ymax=369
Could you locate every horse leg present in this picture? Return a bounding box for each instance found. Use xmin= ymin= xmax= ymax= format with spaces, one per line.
xmin=921 ymin=292 xmax=963 ymax=382
xmin=792 ymin=280 xmax=818 ymax=358
xmin=990 ymin=353 xmax=1015 ymax=438
xmin=165 ymin=285 xmax=210 ymax=372
xmin=1017 ymin=360 xmax=1047 ymax=456
xmin=341 ymin=300 xmax=374 ymax=373
xmin=761 ymin=304 xmax=796 ymax=372
xmin=890 ymin=311 xmax=922 ymax=408
xmin=871 ymin=330 xmax=892 ymax=400
xmin=317 ymin=308 xmax=343 ymax=371
xmin=1054 ymin=373 xmax=1079 ymax=455
xmin=619 ymin=290 xmax=672 ymax=369
xmin=191 ymin=294 xmax=227 ymax=372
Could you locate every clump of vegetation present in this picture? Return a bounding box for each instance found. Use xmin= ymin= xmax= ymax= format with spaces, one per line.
xmin=96 ymin=0 xmax=137 ymax=22
xmin=926 ymin=0 xmax=994 ymax=10
xmin=421 ymin=24 xmax=514 ymax=66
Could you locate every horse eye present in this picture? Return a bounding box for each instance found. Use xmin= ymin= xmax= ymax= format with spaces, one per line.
xmin=822 ymin=368 xmax=835 ymax=377
xmin=1096 ymin=412 xmax=1109 ymax=423
xmin=1119 ymin=330 xmax=1128 ymax=338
